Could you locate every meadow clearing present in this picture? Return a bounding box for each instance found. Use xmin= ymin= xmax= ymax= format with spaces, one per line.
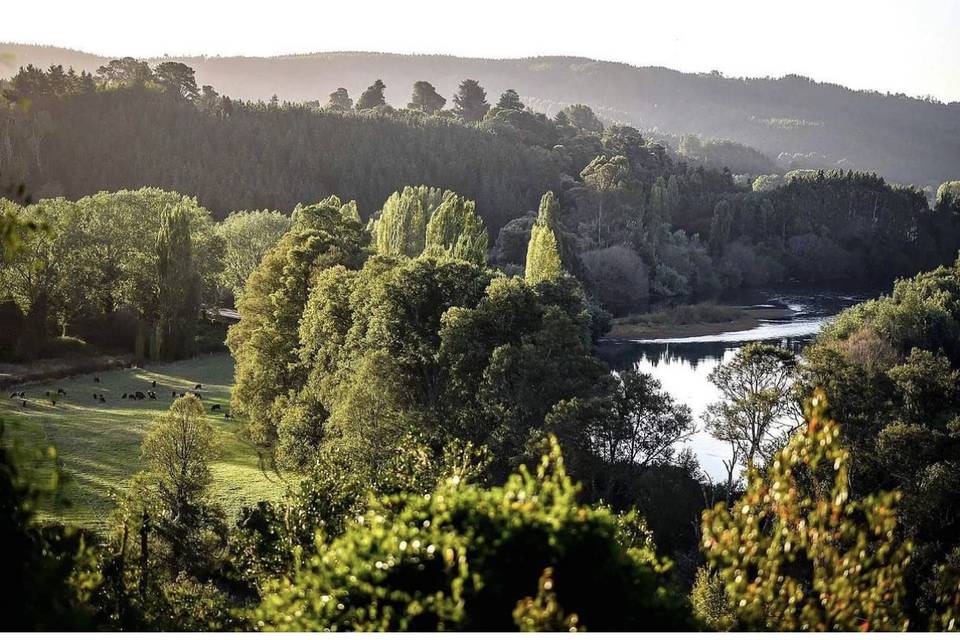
xmin=1 ymin=353 xmax=291 ymax=535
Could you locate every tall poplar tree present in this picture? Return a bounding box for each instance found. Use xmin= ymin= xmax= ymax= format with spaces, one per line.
xmin=525 ymin=191 xmax=563 ymax=283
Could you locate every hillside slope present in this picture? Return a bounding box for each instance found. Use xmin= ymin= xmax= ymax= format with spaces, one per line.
xmin=2 ymin=44 xmax=958 ymax=190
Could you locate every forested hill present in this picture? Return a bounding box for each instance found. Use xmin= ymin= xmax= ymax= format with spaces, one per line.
xmin=3 ymin=43 xmax=959 ymax=191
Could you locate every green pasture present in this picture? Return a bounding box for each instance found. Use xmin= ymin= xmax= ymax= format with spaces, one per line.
xmin=1 ymin=353 xmax=293 ymax=535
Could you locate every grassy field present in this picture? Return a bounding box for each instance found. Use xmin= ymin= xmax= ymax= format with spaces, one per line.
xmin=1 ymin=353 xmax=293 ymax=535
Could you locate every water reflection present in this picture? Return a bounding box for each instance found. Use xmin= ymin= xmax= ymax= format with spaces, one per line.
xmin=595 ymin=286 xmax=881 ymax=480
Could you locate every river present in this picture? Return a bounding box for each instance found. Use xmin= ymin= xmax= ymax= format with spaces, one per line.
xmin=596 ymin=285 xmax=883 ymax=480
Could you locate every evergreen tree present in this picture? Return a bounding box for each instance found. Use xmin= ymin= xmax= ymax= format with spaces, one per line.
xmin=453 ymin=79 xmax=490 ymax=122
xmin=497 ymin=89 xmax=524 ymax=111
xmin=356 ymin=79 xmax=387 ymax=110
xmin=407 ymin=80 xmax=446 ymax=114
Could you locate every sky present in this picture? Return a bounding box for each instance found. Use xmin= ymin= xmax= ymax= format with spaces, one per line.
xmin=3 ymin=0 xmax=959 ymax=101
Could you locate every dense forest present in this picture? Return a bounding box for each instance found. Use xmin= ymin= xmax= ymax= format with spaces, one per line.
xmin=2 ymin=60 xmax=958 ymax=320
xmin=2 ymin=52 xmax=960 ymax=632
xmin=3 ymin=43 xmax=958 ymax=190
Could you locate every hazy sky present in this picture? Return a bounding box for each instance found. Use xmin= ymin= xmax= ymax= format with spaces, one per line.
xmin=4 ymin=0 xmax=959 ymax=101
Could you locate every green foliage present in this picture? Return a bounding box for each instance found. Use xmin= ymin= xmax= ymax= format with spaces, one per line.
xmin=0 ymin=189 xmax=219 ymax=355
xmin=701 ymin=391 xmax=912 ymax=631
xmin=155 ymin=205 xmax=200 ymax=359
xmin=356 ymin=79 xmax=387 ymax=110
xmin=422 ymin=192 xmax=488 ymax=264
xmin=216 ymin=209 xmax=291 ymax=297
xmin=227 ymin=195 xmax=369 ymax=445
xmin=253 ymin=439 xmax=691 ymax=631
xmin=408 ymin=80 xmax=446 ymax=114
xmin=935 ymin=180 xmax=960 ymax=214
xmin=690 ymin=567 xmax=735 ymax=631
xmin=561 ymin=103 xmax=604 ymax=134
xmin=0 ymin=427 xmax=93 ymax=630
xmin=800 ymin=259 xmax=960 ymax=626
xmin=371 ymin=185 xmax=444 ymax=258
xmin=325 ymin=87 xmax=352 ymax=110
xmin=452 ymin=79 xmax=489 ymax=123
xmin=524 ymin=218 xmax=562 ymax=284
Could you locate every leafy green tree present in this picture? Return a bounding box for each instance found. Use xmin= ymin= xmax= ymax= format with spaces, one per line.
xmin=407 ymin=80 xmax=446 ymax=114
xmin=701 ymin=391 xmax=912 ymax=631
xmin=703 ymin=342 xmax=798 ymax=493
xmin=525 ymin=191 xmax=563 ymax=283
xmin=153 ymin=62 xmax=199 ymax=101
xmin=139 ymin=395 xmax=224 ymax=575
xmin=155 ymin=205 xmax=200 ymax=359
xmin=580 ymin=155 xmax=634 ymax=246
xmin=254 ymin=439 xmax=691 ymax=631
xmin=936 ymin=180 xmax=960 ymax=214
xmin=227 ymin=196 xmax=369 ymax=446
xmin=371 ymin=185 xmax=444 ymax=258
xmin=325 ymin=87 xmax=352 ymax=110
xmin=423 ymin=193 xmax=488 ymax=264
xmin=355 ymin=79 xmax=387 ymax=110
xmin=452 ymin=79 xmax=489 ymax=122
xmin=216 ymin=209 xmax=291 ymax=297
xmin=496 ymin=88 xmax=524 ymax=111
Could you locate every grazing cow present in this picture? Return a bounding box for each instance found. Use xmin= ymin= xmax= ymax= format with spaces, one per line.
xmin=194 ymin=383 xmax=203 ymax=390
xmin=94 ymin=376 xmax=100 ymax=383
xmin=99 ymin=396 xmax=106 ymax=403
xmin=151 ymin=380 xmax=157 ymax=387
xmin=18 ymin=392 xmax=25 ymax=398
xmin=211 ymin=404 xmax=221 ymax=412
xmin=51 ymin=399 xmax=56 ymax=406
xmin=178 ymin=392 xmax=185 ymax=398
xmin=58 ymin=388 xmax=66 ymax=396
xmin=121 ymin=393 xmax=127 ymax=399
xmin=45 ymin=390 xmax=51 ymax=397
xmin=92 ymin=393 xmax=98 ymax=400
xmin=135 ymin=391 xmax=145 ymax=400
xmin=148 ymin=391 xmax=156 ymax=400
xmin=223 ymin=411 xmax=231 ymax=420
xmin=128 ymin=395 xmax=137 ymax=401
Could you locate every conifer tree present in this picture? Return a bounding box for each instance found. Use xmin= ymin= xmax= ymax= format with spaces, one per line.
xmin=453 ymin=79 xmax=490 ymax=122
xmin=496 ymin=88 xmax=524 ymax=111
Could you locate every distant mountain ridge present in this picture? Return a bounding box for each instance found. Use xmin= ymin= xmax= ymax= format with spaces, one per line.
xmin=2 ymin=43 xmax=958 ymax=190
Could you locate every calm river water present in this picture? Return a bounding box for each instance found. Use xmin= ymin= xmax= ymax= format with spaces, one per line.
xmin=596 ymin=285 xmax=882 ymax=480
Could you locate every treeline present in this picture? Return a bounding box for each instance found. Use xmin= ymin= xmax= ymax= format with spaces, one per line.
xmin=4 ymin=196 xmax=960 ymax=630
xmin=3 ymin=62 xmax=959 ymax=315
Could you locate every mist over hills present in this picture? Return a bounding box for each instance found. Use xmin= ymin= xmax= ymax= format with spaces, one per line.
xmin=2 ymin=43 xmax=958 ymax=191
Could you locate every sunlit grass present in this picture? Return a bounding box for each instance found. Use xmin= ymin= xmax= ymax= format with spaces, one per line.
xmin=1 ymin=353 xmax=293 ymax=535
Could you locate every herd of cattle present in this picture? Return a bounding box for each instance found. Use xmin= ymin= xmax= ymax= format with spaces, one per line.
xmin=7 ymin=375 xmax=231 ymax=418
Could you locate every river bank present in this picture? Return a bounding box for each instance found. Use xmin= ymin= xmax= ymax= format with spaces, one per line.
xmin=604 ymin=303 xmax=794 ymax=341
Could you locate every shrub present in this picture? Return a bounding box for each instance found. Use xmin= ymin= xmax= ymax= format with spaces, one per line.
xmin=253 ymin=439 xmax=691 ymax=631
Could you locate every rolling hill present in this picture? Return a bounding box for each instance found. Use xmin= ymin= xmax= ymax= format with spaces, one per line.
xmin=2 ymin=43 xmax=959 ymax=191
